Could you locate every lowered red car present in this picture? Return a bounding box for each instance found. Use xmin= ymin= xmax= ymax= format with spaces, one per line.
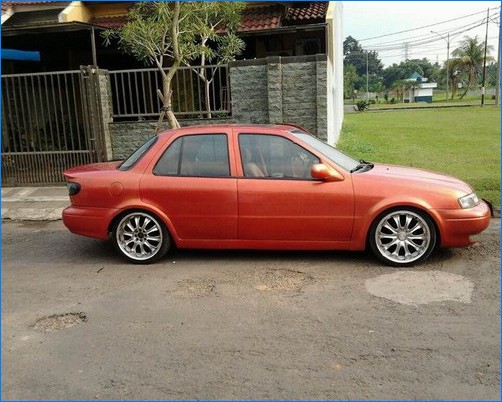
xmin=63 ymin=124 xmax=490 ymax=266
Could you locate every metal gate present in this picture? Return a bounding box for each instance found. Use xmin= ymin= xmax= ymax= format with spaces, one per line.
xmin=1 ymin=67 xmax=105 ymax=186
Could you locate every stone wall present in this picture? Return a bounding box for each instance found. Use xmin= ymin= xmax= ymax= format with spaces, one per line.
xmin=229 ymin=55 xmax=327 ymax=140
xmin=110 ymin=118 xmax=233 ymax=160
xmin=106 ymin=55 xmax=328 ymax=159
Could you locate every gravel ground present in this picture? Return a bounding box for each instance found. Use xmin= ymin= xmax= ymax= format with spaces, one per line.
xmin=2 ymin=220 xmax=500 ymax=400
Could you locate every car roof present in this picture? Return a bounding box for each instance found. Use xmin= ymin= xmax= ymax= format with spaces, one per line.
xmin=158 ymin=123 xmax=307 ymax=136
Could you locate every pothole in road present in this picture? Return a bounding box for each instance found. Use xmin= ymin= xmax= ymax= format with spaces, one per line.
xmin=365 ymin=271 xmax=473 ymax=306
xmin=33 ymin=312 xmax=87 ymax=332
xmin=253 ymin=269 xmax=313 ymax=292
xmin=173 ymin=278 xmax=216 ymax=298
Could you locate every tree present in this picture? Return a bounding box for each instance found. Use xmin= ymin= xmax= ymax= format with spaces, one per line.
xmin=450 ymin=35 xmax=494 ymax=99
xmin=190 ymin=2 xmax=245 ymax=118
xmin=343 ymin=35 xmax=363 ymax=55
xmin=103 ymin=1 xmax=245 ymax=131
xmin=343 ymin=36 xmax=384 ymax=90
xmin=383 ymin=59 xmax=440 ymax=89
xmin=344 ymin=63 xmax=357 ymax=99
xmin=445 ymin=58 xmax=463 ymax=99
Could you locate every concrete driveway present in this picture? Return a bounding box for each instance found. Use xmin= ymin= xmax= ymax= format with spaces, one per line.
xmin=2 ymin=220 xmax=500 ymax=400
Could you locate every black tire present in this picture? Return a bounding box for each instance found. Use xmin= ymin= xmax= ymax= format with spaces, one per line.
xmin=369 ymin=207 xmax=437 ymax=267
xmin=112 ymin=211 xmax=170 ymax=264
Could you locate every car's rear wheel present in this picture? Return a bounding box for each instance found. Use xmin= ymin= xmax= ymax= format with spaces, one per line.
xmin=113 ymin=211 xmax=170 ymax=264
xmin=369 ymin=208 xmax=436 ymax=267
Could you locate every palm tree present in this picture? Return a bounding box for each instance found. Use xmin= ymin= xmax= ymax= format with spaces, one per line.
xmin=445 ymin=58 xmax=463 ymax=99
xmin=450 ymin=35 xmax=494 ymax=99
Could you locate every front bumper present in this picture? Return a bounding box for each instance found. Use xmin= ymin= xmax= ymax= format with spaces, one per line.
xmin=62 ymin=206 xmax=118 ymax=240
xmin=433 ymin=201 xmax=491 ymax=248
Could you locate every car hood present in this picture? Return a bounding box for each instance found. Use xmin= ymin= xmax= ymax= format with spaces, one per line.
xmin=362 ymin=163 xmax=473 ymax=193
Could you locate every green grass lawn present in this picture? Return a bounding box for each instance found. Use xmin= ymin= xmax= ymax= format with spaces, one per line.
xmin=337 ymin=106 xmax=501 ymax=205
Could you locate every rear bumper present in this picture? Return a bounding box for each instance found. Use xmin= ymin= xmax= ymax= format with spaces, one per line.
xmin=62 ymin=206 xmax=118 ymax=240
xmin=433 ymin=201 xmax=491 ymax=247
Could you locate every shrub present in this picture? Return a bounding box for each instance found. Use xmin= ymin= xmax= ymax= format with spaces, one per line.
xmin=355 ymin=100 xmax=370 ymax=111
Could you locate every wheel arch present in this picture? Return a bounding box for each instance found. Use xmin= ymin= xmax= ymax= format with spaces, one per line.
xmin=363 ymin=202 xmax=442 ymax=250
xmin=366 ymin=205 xmax=441 ymax=266
xmin=108 ymin=205 xmax=179 ymax=247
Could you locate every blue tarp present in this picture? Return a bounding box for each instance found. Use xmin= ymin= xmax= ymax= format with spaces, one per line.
xmin=2 ymin=49 xmax=41 ymax=61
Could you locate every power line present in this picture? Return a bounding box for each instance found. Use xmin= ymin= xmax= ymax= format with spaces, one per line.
xmin=364 ymin=20 xmax=487 ymax=54
xmin=362 ymin=13 xmax=499 ymax=48
xmin=358 ymin=6 xmax=500 ymax=42
xmin=365 ymin=19 xmax=486 ymax=51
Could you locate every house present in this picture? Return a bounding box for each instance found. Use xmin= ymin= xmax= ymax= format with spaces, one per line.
xmin=2 ymin=1 xmax=329 ymax=73
xmin=405 ymin=72 xmax=438 ymax=103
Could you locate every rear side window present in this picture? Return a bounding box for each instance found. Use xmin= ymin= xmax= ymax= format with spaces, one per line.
xmin=154 ymin=134 xmax=230 ymax=177
xmin=119 ymin=136 xmax=158 ymax=171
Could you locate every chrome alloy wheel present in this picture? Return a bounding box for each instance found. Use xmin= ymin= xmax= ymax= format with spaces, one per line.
xmin=116 ymin=212 xmax=164 ymax=262
xmin=374 ymin=210 xmax=432 ymax=264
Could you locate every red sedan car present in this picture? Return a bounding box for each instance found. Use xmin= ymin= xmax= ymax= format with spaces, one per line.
xmin=63 ymin=124 xmax=490 ymax=266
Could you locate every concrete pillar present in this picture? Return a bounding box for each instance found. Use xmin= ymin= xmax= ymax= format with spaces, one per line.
xmin=96 ymin=70 xmax=114 ymax=161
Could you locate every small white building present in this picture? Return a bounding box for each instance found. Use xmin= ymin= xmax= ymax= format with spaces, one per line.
xmin=406 ymin=72 xmax=437 ymax=103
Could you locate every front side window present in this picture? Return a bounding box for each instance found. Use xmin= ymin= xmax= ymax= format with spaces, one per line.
xmin=290 ymin=129 xmax=359 ymax=172
xmin=154 ymin=134 xmax=230 ymax=177
xmin=239 ymin=134 xmax=319 ymax=179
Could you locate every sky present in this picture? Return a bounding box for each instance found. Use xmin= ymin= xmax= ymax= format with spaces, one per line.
xmin=342 ymin=1 xmax=501 ymax=67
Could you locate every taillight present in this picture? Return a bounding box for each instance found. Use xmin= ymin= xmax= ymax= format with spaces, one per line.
xmin=67 ymin=182 xmax=81 ymax=196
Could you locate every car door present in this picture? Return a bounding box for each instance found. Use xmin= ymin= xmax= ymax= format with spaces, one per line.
xmin=236 ymin=132 xmax=354 ymax=242
xmin=140 ymin=132 xmax=238 ymax=240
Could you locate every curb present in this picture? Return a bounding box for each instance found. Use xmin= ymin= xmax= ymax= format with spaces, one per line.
xmin=2 ymin=207 xmax=64 ymax=221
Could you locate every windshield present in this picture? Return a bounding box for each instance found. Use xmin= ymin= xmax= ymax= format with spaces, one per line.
xmin=290 ymin=130 xmax=360 ymax=172
xmin=118 ymin=136 xmax=158 ymax=171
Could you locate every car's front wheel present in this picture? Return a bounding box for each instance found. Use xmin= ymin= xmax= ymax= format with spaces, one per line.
xmin=369 ymin=208 xmax=436 ymax=267
xmin=113 ymin=211 xmax=170 ymax=264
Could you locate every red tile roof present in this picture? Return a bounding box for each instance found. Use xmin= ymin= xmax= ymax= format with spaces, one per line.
xmin=239 ymin=4 xmax=283 ymax=32
xmin=85 ymin=2 xmax=327 ymax=32
xmin=91 ymin=15 xmax=128 ymax=29
xmin=236 ymin=2 xmax=328 ymax=33
xmin=286 ymin=2 xmax=328 ymax=22
xmin=2 ymin=1 xmax=69 ymax=6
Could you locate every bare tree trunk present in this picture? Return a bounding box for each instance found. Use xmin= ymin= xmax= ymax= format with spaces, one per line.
xmin=155 ymin=2 xmax=182 ymax=133
xmin=164 ymin=69 xmax=181 ymax=130
xmin=204 ymin=78 xmax=212 ymax=119
xmin=199 ymin=38 xmax=212 ymax=119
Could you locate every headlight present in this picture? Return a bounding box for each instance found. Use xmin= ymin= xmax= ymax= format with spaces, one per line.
xmin=458 ymin=193 xmax=479 ymax=209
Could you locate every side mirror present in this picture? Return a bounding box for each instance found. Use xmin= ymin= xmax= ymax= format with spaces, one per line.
xmin=311 ymin=163 xmax=344 ymax=182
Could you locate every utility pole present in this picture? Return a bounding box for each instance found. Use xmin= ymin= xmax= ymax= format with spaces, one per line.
xmin=366 ymin=51 xmax=369 ymax=101
xmin=431 ymin=30 xmax=449 ymax=102
xmin=481 ymin=8 xmax=489 ymax=106
xmin=496 ymin=14 xmax=501 ymax=106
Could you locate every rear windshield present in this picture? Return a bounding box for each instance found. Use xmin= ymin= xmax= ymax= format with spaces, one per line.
xmin=118 ymin=136 xmax=158 ymax=171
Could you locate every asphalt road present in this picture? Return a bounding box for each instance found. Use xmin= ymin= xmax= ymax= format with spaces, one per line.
xmin=2 ymin=220 xmax=500 ymax=400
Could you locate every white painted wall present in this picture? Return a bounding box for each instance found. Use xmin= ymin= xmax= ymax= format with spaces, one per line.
xmin=326 ymin=2 xmax=344 ymax=145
